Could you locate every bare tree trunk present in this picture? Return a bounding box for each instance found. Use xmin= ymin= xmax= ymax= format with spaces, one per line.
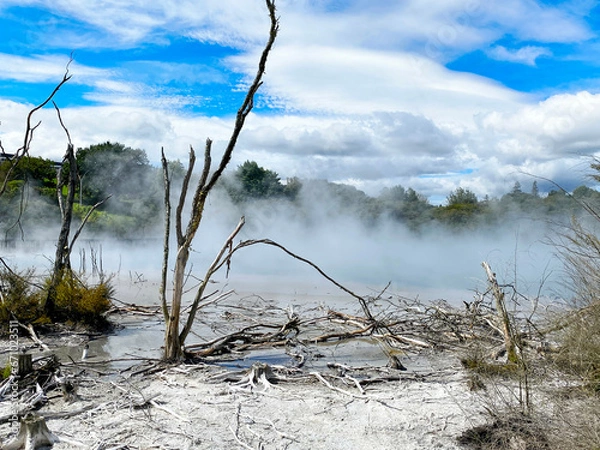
xmin=54 ymin=144 xmax=77 ymax=272
xmin=161 ymin=0 xmax=278 ymax=361
xmin=164 ymin=246 xmax=191 ymax=361
xmin=159 ymin=148 xmax=171 ymax=323
xmin=482 ymin=261 xmax=519 ymax=363
xmin=45 ymin=141 xmax=77 ymax=318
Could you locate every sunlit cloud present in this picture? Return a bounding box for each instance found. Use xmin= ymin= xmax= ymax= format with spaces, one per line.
xmin=0 ymin=0 xmax=599 ymax=203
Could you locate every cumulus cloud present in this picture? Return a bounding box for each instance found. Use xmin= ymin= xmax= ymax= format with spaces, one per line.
xmin=477 ymin=91 xmax=600 ymax=159
xmin=1 ymin=0 xmax=599 ymax=204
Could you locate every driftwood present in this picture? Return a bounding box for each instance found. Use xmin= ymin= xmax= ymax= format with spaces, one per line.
xmin=1 ymin=413 xmax=59 ymax=450
xmin=185 ymin=315 xmax=299 ymax=357
xmin=17 ymin=324 xmax=50 ymax=352
xmin=482 ymin=261 xmax=519 ymax=363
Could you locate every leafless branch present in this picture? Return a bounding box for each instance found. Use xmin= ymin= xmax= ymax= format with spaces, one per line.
xmin=67 ymin=195 xmax=111 ymax=263
xmin=204 ymin=0 xmax=279 ymax=192
xmin=0 ymin=58 xmax=72 ymax=197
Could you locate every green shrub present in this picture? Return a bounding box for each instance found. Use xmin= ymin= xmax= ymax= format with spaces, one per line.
xmin=0 ymin=266 xmax=114 ymax=331
xmin=1 ymin=361 xmax=11 ymax=380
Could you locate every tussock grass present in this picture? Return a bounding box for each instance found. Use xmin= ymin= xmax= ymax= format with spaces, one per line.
xmin=0 ymin=267 xmax=113 ymax=331
xmin=0 ymin=267 xmax=42 ymax=326
xmin=50 ymin=271 xmax=113 ymax=328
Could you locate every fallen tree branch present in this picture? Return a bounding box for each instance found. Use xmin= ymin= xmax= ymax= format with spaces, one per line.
xmin=310 ymin=371 xmax=365 ymax=398
xmin=14 ymin=322 xmax=50 ymax=352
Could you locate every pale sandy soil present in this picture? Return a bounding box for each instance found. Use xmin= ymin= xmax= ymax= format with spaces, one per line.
xmin=0 ymin=353 xmax=484 ymax=450
xmin=0 ymin=277 xmax=487 ymax=449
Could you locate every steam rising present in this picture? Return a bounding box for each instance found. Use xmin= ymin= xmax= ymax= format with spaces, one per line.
xmin=0 ymin=166 xmax=566 ymax=308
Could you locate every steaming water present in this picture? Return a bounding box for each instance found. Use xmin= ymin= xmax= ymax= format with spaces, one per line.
xmin=2 ymin=224 xmax=566 ymax=371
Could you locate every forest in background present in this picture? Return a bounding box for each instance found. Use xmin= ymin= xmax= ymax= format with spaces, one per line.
xmin=1 ymin=140 xmax=598 ymax=240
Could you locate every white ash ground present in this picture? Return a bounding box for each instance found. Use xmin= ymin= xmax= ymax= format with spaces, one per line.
xmin=1 ymin=354 xmax=485 ymax=450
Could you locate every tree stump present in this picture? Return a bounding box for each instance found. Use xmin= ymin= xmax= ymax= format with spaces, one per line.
xmin=1 ymin=413 xmax=59 ymax=450
xmin=233 ymin=362 xmax=279 ymax=390
xmin=10 ymin=353 xmax=32 ymax=377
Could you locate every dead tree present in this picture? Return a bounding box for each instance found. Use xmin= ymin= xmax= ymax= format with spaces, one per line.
xmin=161 ymin=0 xmax=278 ymax=361
xmin=482 ymin=261 xmax=519 ymax=363
xmin=44 ymin=116 xmax=77 ymax=318
xmin=0 ymin=62 xmax=76 ymax=317
xmin=44 ymin=104 xmax=109 ymax=318
xmin=0 ymin=63 xmax=72 ymax=247
xmin=0 ymin=67 xmax=71 ymax=198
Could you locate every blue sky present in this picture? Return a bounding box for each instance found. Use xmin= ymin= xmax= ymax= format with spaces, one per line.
xmin=1 ymin=0 xmax=600 ymax=203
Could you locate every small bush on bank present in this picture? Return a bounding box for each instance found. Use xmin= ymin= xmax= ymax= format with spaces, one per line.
xmin=0 ymin=267 xmax=113 ymax=332
xmin=0 ymin=267 xmax=43 ymax=327
xmin=50 ymin=271 xmax=114 ymax=328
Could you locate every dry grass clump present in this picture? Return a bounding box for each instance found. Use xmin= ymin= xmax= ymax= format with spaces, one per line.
xmin=458 ymin=414 xmax=550 ymax=450
xmin=0 ymin=267 xmax=42 ymax=326
xmin=551 ymin=301 xmax=600 ymax=391
xmin=0 ymin=267 xmax=113 ymax=331
xmin=50 ymin=271 xmax=113 ymax=328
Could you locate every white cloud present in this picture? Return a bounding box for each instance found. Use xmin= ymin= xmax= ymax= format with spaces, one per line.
xmin=232 ymin=44 xmax=527 ymax=125
xmin=0 ymin=53 xmax=102 ymax=83
xmin=485 ymin=0 xmax=593 ymax=43
xmin=2 ymin=87 xmax=599 ymax=202
xmin=487 ymin=45 xmax=552 ymax=66
xmin=0 ymin=0 xmax=272 ymax=49
xmin=478 ymin=91 xmax=600 ymax=159
xmin=0 ymin=0 xmax=599 ymax=203
xmin=1 ymin=0 xmax=592 ymax=56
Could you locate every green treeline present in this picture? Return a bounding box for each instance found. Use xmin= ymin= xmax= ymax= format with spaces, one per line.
xmin=1 ymin=142 xmax=597 ymax=239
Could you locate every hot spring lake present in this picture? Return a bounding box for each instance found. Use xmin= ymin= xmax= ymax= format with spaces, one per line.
xmin=1 ymin=233 xmax=566 ymax=371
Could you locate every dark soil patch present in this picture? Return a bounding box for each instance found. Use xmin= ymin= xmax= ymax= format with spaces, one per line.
xmin=458 ymin=415 xmax=550 ymax=450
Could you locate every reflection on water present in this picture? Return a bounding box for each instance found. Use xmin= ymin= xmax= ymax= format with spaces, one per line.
xmin=70 ymin=275 xmax=469 ymax=372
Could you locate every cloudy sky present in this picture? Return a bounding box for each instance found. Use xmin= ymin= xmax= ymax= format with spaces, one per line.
xmin=1 ymin=0 xmax=600 ymax=204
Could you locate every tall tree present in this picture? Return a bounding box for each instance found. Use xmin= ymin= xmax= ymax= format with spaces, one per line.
xmin=434 ymin=187 xmax=481 ymax=228
xmin=447 ymin=187 xmax=478 ymax=206
xmin=229 ymin=160 xmax=285 ymax=201
xmin=76 ymin=141 xmax=152 ymax=206
xmin=160 ymin=0 xmax=279 ymax=361
xmin=531 ymin=180 xmax=539 ymax=198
